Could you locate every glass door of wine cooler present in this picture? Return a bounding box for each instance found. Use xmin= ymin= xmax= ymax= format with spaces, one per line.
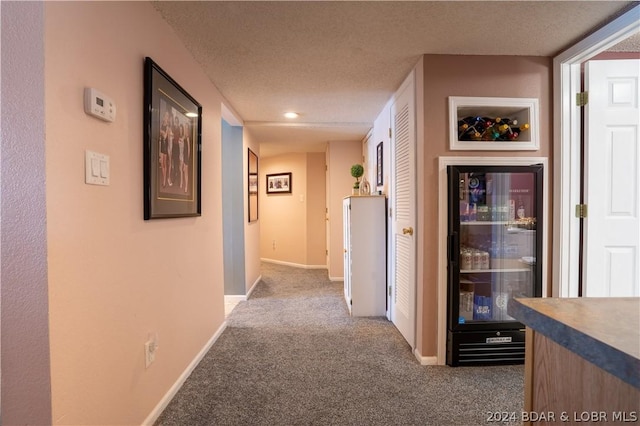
xmin=448 ymin=165 xmax=543 ymax=332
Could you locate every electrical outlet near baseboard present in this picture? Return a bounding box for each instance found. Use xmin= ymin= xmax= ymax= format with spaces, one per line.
xmin=144 ymin=333 xmax=159 ymax=368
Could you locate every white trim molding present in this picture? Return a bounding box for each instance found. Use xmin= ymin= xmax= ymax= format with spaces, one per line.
xmin=246 ymin=274 xmax=262 ymax=299
xmin=260 ymin=258 xmax=328 ymax=270
xmin=437 ymin=156 xmax=549 ymax=366
xmin=552 ymin=4 xmax=640 ymax=298
xmin=414 ymin=348 xmax=438 ymax=366
xmin=142 ymin=321 xmax=227 ymax=425
xmin=224 ymin=295 xmax=247 ymax=304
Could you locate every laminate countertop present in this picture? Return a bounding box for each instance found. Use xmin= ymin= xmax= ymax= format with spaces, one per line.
xmin=508 ymin=297 xmax=640 ymax=389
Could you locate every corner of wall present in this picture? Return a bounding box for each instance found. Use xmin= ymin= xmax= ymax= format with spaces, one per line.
xmin=1 ymin=2 xmax=53 ymax=424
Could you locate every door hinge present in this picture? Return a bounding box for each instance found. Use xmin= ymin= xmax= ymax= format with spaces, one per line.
xmin=326 ymin=249 xmax=328 ymax=256
xmin=389 ymin=128 xmax=392 ymax=138
xmin=388 ymin=286 xmax=392 ymax=297
xmin=576 ymin=92 xmax=589 ymax=107
xmin=575 ymin=204 xmax=588 ymax=218
xmin=389 ymin=207 xmax=393 ymax=217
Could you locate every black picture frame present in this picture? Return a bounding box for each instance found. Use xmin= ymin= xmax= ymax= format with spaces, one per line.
xmin=376 ymin=141 xmax=383 ymax=186
xmin=144 ymin=57 xmax=202 ymax=220
xmin=248 ymin=148 xmax=258 ymax=222
xmin=266 ymin=172 xmax=292 ymax=194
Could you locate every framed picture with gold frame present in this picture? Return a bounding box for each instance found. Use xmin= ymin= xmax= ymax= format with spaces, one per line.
xmin=143 ymin=57 xmax=202 ymax=219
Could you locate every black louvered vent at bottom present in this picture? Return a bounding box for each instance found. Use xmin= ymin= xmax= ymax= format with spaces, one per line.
xmin=447 ymin=330 xmax=526 ymax=366
xmin=458 ymin=341 xmax=525 ymax=364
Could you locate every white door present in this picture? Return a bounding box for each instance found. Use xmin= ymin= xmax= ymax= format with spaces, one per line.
xmin=326 ymin=149 xmax=331 ymax=273
xmin=584 ymin=59 xmax=640 ymax=297
xmin=390 ymin=74 xmax=416 ymax=347
xmin=342 ymin=198 xmax=351 ymax=306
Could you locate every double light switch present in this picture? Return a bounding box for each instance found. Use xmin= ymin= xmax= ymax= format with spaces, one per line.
xmin=85 ymin=150 xmax=110 ymax=186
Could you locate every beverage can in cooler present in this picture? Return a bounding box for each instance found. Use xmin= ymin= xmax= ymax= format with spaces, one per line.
xmin=481 ymin=251 xmax=490 ymax=269
xmin=472 ymin=251 xmax=482 ymax=270
xmin=461 ymin=250 xmax=472 ymax=270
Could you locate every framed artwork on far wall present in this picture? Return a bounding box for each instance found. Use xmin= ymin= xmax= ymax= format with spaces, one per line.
xmin=248 ymin=148 xmax=258 ymax=222
xmin=266 ymin=172 xmax=292 ymax=194
xmin=143 ymin=57 xmax=202 ymax=220
xmin=376 ymin=141 xmax=383 ymax=186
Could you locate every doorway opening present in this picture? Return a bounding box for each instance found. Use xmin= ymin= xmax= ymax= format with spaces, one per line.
xmin=553 ymin=4 xmax=640 ymax=298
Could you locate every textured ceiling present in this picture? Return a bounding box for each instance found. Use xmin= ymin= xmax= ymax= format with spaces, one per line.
xmin=153 ymin=1 xmax=637 ymax=156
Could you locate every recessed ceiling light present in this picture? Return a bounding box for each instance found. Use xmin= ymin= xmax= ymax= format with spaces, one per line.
xmin=284 ymin=112 xmax=299 ymax=119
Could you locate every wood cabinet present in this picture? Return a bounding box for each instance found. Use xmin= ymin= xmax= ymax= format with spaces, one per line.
xmin=342 ymin=196 xmax=386 ymax=316
xmin=509 ymin=297 xmax=640 ymax=425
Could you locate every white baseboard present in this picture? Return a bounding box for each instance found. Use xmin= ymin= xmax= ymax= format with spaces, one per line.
xmin=142 ymin=320 xmax=227 ymax=425
xmin=226 ymin=275 xmax=263 ymax=302
xmin=247 ymin=274 xmax=262 ymax=298
xmin=261 ymin=258 xmax=327 ymax=270
xmin=328 ymin=276 xmax=344 ymax=282
xmin=224 ymin=295 xmax=247 ymax=304
xmin=414 ymin=348 xmax=439 ymax=366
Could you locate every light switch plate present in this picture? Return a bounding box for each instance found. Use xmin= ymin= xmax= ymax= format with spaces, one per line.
xmin=85 ymin=150 xmax=109 ymax=186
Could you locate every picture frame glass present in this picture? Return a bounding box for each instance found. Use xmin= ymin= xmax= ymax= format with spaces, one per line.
xmin=248 ymin=148 xmax=258 ymax=222
xmin=266 ymin=173 xmax=292 ymax=194
xmin=376 ymin=141 xmax=383 ymax=186
xmin=144 ymin=57 xmax=202 ymax=219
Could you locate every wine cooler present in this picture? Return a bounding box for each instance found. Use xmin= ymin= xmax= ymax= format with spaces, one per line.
xmin=447 ymin=165 xmax=543 ymax=366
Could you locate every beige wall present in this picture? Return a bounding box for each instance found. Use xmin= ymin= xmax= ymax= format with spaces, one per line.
xmin=244 ymin=128 xmax=262 ymax=291
xmin=45 ymin=2 xmax=226 ymax=424
xmin=362 ymin=55 xmax=552 ymax=357
xmin=419 ymin=54 xmax=554 ymax=357
xmin=260 ymin=153 xmax=326 ymax=267
xmin=327 ymin=141 xmax=364 ymax=279
xmin=1 ymin=3 xmax=53 ymax=424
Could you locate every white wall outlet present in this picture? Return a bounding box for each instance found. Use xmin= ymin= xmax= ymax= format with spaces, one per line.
xmin=144 ymin=333 xmax=159 ymax=368
xmin=144 ymin=341 xmax=154 ymax=368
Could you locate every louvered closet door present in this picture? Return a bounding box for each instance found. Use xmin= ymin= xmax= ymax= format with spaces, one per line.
xmin=390 ymin=74 xmax=416 ymax=348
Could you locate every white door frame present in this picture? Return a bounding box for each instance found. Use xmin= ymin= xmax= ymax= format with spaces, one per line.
xmin=553 ymin=4 xmax=640 ymax=298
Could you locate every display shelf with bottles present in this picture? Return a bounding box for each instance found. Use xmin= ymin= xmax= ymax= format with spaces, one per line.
xmin=449 ymin=96 xmax=539 ymax=151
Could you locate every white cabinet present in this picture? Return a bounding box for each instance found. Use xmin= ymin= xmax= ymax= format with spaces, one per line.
xmin=343 ymin=196 xmax=386 ymax=316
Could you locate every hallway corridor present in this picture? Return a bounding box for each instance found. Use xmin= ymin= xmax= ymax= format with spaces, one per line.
xmin=155 ymin=263 xmax=523 ymax=425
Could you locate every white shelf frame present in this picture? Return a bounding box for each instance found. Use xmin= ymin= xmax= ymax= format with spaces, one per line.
xmin=449 ymin=96 xmax=540 ymax=151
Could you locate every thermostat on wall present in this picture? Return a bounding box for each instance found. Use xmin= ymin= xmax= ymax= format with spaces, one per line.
xmin=84 ymin=87 xmax=116 ymax=122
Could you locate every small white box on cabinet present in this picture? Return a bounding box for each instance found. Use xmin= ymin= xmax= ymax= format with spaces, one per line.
xmin=449 ymin=96 xmax=539 ymax=151
xmin=343 ymin=196 xmax=386 ymax=316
